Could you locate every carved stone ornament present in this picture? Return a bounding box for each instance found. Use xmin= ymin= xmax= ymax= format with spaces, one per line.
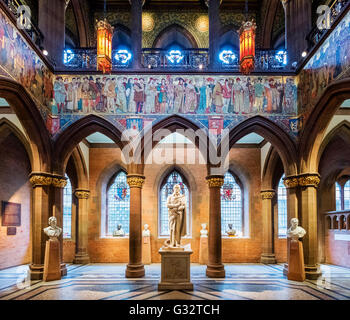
xmin=206 ymin=176 xmax=225 ymax=188
xmin=44 ymin=216 xmax=62 ymax=240
xmin=298 ymin=174 xmax=321 ymax=188
xmin=29 ymin=174 xmax=53 ymax=187
xmin=75 ymin=190 xmax=90 ymax=199
xmin=283 ymin=176 xmax=299 ymax=189
xmin=51 ymin=177 xmax=67 ymax=188
xmin=261 ymin=190 xmax=276 ymax=200
xmin=127 ymin=175 xmax=145 ymax=188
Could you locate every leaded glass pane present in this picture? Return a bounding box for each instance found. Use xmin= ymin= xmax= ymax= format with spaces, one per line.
xmin=63 ymin=174 xmax=72 ymax=239
xmin=344 ymin=181 xmax=350 ymax=209
xmin=336 ymin=182 xmax=342 ymax=211
xmin=160 ymin=171 xmax=190 ymax=236
xmin=221 ymin=172 xmax=243 ymax=236
xmin=278 ymin=175 xmax=287 ymax=238
xmin=107 ymin=171 xmax=130 ymax=236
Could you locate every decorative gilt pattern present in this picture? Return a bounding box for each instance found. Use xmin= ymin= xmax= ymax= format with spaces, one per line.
xmin=75 ymin=190 xmax=90 ymax=199
xmin=261 ymin=190 xmax=276 ymax=200
xmin=283 ymin=176 xmax=299 ymax=189
xmin=298 ymin=174 xmax=321 ymax=188
xmin=206 ymin=177 xmax=224 ymax=188
xmin=127 ymin=175 xmax=145 ymax=188
xmin=29 ymin=174 xmax=52 ymax=187
xmin=51 ymin=177 xmax=68 ymax=189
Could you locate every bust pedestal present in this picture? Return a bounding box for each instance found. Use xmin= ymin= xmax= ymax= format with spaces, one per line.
xmin=199 ymin=236 xmax=208 ymax=265
xmin=287 ymin=239 xmax=306 ymax=282
xmin=142 ymin=235 xmax=151 ymax=265
xmin=158 ymin=246 xmax=193 ymax=291
xmin=43 ymin=239 xmax=61 ymax=282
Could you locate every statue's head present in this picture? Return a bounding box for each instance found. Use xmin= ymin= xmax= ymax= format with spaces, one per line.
xmin=173 ymin=184 xmax=181 ymax=195
xmin=48 ymin=216 xmax=57 ymax=228
xmin=291 ymin=218 xmax=299 ymax=228
xmin=144 ymin=224 xmax=149 ymax=230
xmin=117 ymin=224 xmax=122 ymax=230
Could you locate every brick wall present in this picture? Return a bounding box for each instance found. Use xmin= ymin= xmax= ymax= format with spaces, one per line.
xmin=325 ymin=231 xmax=350 ymax=268
xmin=0 ymin=133 xmax=31 ymax=270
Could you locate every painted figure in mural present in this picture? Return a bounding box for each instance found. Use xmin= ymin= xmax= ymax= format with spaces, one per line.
xmin=222 ymin=79 xmax=231 ymax=114
xmin=212 ymin=79 xmax=224 ymax=113
xmin=234 ymin=78 xmax=244 ymax=113
xmin=167 ymin=76 xmax=175 ymax=113
xmin=134 ymin=78 xmax=145 ymax=114
xmin=174 ymin=78 xmax=185 ymax=113
xmin=145 ymin=78 xmax=157 ymax=113
xmin=157 ymin=78 xmax=167 ymax=113
xmin=198 ymin=78 xmax=207 ymax=114
xmin=53 ymin=77 xmax=67 ymax=114
xmin=263 ymin=79 xmax=272 ymax=113
xmin=104 ymin=79 xmax=116 ymax=113
xmin=184 ymin=79 xmax=197 ymax=114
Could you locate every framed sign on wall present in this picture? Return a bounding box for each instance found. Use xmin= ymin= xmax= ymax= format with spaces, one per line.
xmin=1 ymin=201 xmax=21 ymax=227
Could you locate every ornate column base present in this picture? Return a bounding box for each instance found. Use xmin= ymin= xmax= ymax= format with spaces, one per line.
xmin=260 ymin=253 xmax=277 ymax=264
xmin=73 ymin=254 xmax=90 ymax=265
xmin=61 ymin=263 xmax=67 ymax=276
xmin=305 ymin=264 xmax=322 ymax=280
xmin=29 ymin=264 xmax=44 ymax=280
xmin=125 ymin=263 xmax=145 ymax=278
xmin=206 ymin=263 xmax=225 ymax=278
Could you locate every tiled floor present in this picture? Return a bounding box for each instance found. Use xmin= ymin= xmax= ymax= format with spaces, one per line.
xmin=0 ymin=263 xmax=350 ymax=300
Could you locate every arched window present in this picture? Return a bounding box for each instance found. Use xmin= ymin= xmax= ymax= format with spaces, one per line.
xmin=106 ymin=171 xmax=130 ymax=236
xmin=344 ymin=180 xmax=350 ymax=209
xmin=221 ymin=172 xmax=243 ymax=236
xmin=277 ymin=175 xmax=288 ymax=238
xmin=63 ymin=174 xmax=72 ymax=239
xmin=159 ymin=170 xmax=190 ymax=236
xmin=336 ymin=182 xmax=342 ymax=211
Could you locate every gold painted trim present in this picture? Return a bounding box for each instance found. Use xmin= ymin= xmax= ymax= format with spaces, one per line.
xmin=261 ymin=190 xmax=276 ymax=200
xmin=127 ymin=175 xmax=145 ymax=188
xmin=206 ymin=176 xmax=224 ymax=188
xmin=75 ymin=190 xmax=90 ymax=199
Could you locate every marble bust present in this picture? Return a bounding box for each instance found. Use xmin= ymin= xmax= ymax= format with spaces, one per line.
xmin=142 ymin=224 xmax=150 ymax=237
xmin=287 ymin=218 xmax=306 ymax=240
xmin=43 ymin=216 xmax=62 ymax=240
xmin=200 ymin=223 xmax=208 ymax=237
xmin=113 ymin=224 xmax=125 ymax=237
xmin=226 ymin=223 xmax=237 ymax=237
xmin=165 ymin=184 xmax=187 ymax=248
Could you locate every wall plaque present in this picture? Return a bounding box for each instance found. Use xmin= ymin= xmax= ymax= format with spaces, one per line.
xmin=1 ymin=201 xmax=21 ymax=227
xmin=7 ymin=227 xmax=17 ymax=236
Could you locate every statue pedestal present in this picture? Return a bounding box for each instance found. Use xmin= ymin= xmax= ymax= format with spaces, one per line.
xmin=43 ymin=239 xmax=61 ymax=282
xmin=158 ymin=246 xmax=193 ymax=291
xmin=199 ymin=237 xmax=208 ymax=265
xmin=287 ymin=239 xmax=305 ymax=282
xmin=142 ymin=236 xmax=151 ymax=265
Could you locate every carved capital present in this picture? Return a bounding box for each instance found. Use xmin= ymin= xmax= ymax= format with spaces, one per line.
xmin=205 ymin=0 xmax=223 ymax=8
xmin=283 ymin=176 xmax=299 ymax=189
xmin=29 ymin=173 xmax=52 ymax=187
xmin=75 ymin=190 xmax=90 ymax=199
xmin=261 ymin=190 xmax=276 ymax=200
xmin=128 ymin=0 xmax=145 ymax=6
xmin=127 ymin=175 xmax=145 ymax=188
xmin=206 ymin=176 xmax=225 ymax=188
xmin=298 ymin=173 xmax=321 ymax=188
xmin=51 ymin=176 xmax=67 ymax=188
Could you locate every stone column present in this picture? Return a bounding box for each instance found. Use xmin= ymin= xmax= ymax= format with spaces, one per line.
xmin=130 ymin=0 xmax=144 ymax=69
xmin=260 ymin=190 xmax=277 ymax=264
xmin=51 ymin=175 xmax=68 ymax=276
xmin=29 ymin=173 xmax=52 ymax=280
xmin=206 ymin=175 xmax=225 ymax=278
xmin=126 ymin=175 xmax=145 ymax=278
xmin=282 ymin=0 xmax=312 ymax=65
xmin=73 ymin=189 xmax=90 ymax=264
xmin=38 ymin=0 xmax=66 ymax=67
xmin=208 ymin=0 xmax=221 ymax=70
xmin=298 ymin=173 xmax=322 ymax=280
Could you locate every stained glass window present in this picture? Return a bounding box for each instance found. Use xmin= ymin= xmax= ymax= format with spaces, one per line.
xmin=221 ymin=172 xmax=243 ymax=236
xmin=277 ymin=175 xmax=288 ymax=238
xmin=107 ymin=171 xmax=130 ymax=236
xmin=336 ymin=182 xmax=342 ymax=211
xmin=159 ymin=171 xmax=190 ymax=236
xmin=63 ymin=174 xmax=72 ymax=239
xmin=344 ymin=180 xmax=350 ymax=210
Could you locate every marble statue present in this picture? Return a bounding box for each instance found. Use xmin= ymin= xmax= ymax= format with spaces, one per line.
xmin=113 ymin=224 xmax=125 ymax=237
xmin=142 ymin=224 xmax=150 ymax=237
xmin=287 ymin=218 xmax=306 ymax=240
xmin=43 ymin=216 xmax=62 ymax=240
xmin=200 ymin=223 xmax=208 ymax=237
xmin=165 ymin=184 xmax=187 ymax=248
xmin=226 ymin=223 xmax=237 ymax=236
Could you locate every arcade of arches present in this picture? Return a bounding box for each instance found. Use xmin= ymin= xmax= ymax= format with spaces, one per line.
xmin=0 ymin=0 xmax=350 ymax=301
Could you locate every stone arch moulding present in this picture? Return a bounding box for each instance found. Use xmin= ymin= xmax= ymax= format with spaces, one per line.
xmin=0 ymin=78 xmax=52 ymax=172
xmin=299 ymin=78 xmax=350 ymax=173
xmin=68 ymin=146 xmax=89 ymax=190
xmin=70 ymin=0 xmax=90 ymax=47
xmin=225 ymin=116 xmax=298 ymax=177
xmin=261 ymin=0 xmax=282 ymax=48
xmin=53 ymin=115 xmax=124 ymax=175
xmin=262 ymin=146 xmax=284 ymax=190
xmin=152 ymin=23 xmax=199 ymax=49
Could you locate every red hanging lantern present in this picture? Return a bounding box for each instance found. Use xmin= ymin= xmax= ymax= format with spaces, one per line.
xmin=239 ymin=20 xmax=256 ymax=75
xmin=96 ymin=19 xmax=113 ymax=73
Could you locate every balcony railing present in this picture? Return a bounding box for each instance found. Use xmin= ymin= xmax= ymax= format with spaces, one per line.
xmin=307 ymin=0 xmax=349 ymax=49
xmin=63 ymin=47 xmax=289 ymax=72
xmin=325 ymin=210 xmax=350 ymax=230
xmin=1 ymin=0 xmax=44 ymax=48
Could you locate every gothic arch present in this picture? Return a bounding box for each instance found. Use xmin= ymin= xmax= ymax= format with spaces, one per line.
xmin=53 ymin=115 xmax=124 ymax=175
xmin=299 ymin=78 xmax=350 ymax=173
xmin=262 ymin=146 xmax=284 ymax=190
xmin=0 ymin=78 xmax=52 ymax=172
xmin=226 ymin=116 xmax=297 ymax=177
xmin=261 ymin=0 xmax=282 ymax=48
